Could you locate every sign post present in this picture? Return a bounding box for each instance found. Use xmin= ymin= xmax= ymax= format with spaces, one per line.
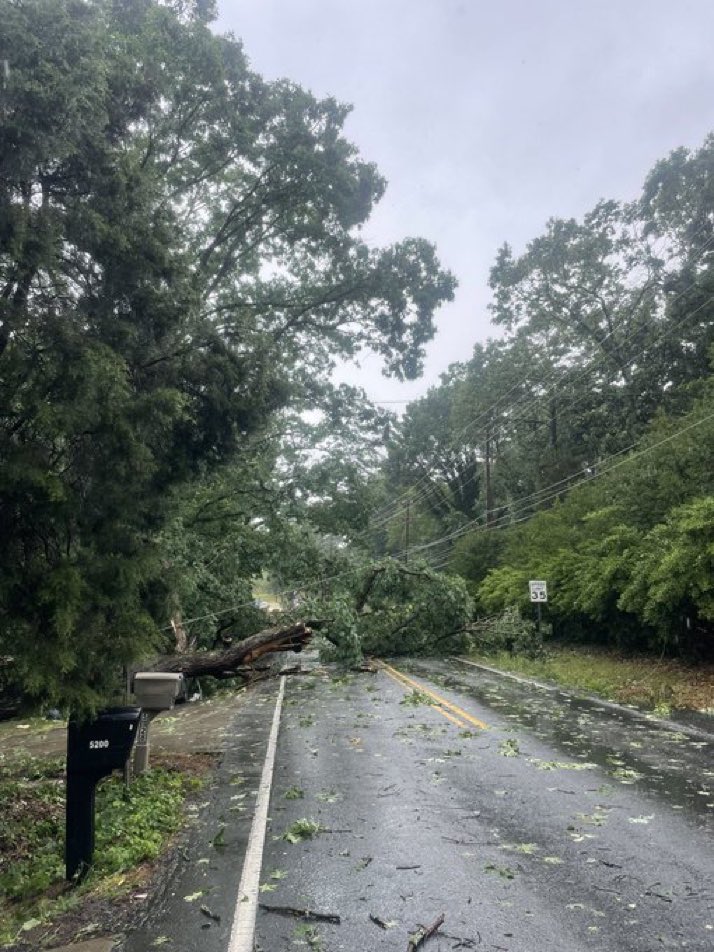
xmin=528 ymin=580 xmax=548 ymax=631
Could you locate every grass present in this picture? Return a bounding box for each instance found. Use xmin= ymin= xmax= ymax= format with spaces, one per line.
xmin=467 ymin=646 xmax=714 ymax=712
xmin=0 ymin=717 xmax=65 ymax=743
xmin=0 ymin=754 xmax=209 ymax=947
xmin=251 ymin=578 xmax=283 ymax=612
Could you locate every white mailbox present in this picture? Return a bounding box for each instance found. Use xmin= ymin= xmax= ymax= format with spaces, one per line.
xmin=132 ymin=672 xmax=183 ymax=712
xmin=130 ymin=673 xmax=184 ymax=775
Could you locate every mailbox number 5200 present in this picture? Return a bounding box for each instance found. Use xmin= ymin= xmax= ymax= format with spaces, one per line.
xmin=89 ymin=739 xmax=109 ymax=749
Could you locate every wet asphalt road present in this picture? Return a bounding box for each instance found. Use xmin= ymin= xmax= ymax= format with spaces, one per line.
xmin=255 ymin=659 xmax=712 ymax=952
xmin=122 ymin=684 xmax=279 ymax=952
xmin=121 ymin=658 xmax=713 ymax=952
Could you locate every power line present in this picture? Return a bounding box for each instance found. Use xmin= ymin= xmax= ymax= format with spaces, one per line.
xmin=367 ymin=267 xmax=714 ymax=537
xmin=365 ymin=223 xmax=714 ymax=530
xmin=414 ymin=405 xmax=714 ymax=566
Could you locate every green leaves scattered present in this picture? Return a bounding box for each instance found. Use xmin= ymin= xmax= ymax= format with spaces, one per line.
xmin=400 ymin=689 xmax=434 ymax=708
xmin=281 ymin=819 xmax=325 ymax=844
xmin=316 ymin=788 xmax=341 ymax=803
xmin=529 ymin=758 xmax=596 ymax=772
xmin=292 ymin=923 xmax=323 ymax=949
xmin=283 ymin=786 xmax=305 ymax=800
xmin=499 ymin=738 xmax=520 ymax=757
xmin=609 ymin=767 xmax=642 ymax=783
xmin=484 ymin=863 xmax=516 ymax=880
xmin=502 ymin=842 xmax=538 ymax=855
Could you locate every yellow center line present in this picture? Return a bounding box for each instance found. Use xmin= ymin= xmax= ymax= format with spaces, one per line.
xmin=434 ymin=706 xmax=469 ymax=729
xmin=379 ymin=662 xmax=489 ymax=731
xmin=381 ymin=663 xmax=465 ymax=727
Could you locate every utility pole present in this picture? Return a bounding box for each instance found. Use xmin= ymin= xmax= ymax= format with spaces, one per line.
xmin=549 ymin=397 xmax=558 ymax=450
xmin=405 ymin=497 xmax=411 ymax=563
xmin=485 ymin=419 xmax=495 ymax=527
xmin=1 ymin=61 xmax=9 ymax=121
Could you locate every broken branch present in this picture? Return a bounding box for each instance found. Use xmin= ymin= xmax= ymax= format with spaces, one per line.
xmin=407 ymin=913 xmax=445 ymax=951
xmin=259 ymin=903 xmax=341 ymax=924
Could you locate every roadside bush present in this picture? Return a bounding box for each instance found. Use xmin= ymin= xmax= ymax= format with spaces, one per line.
xmin=474 ymin=607 xmax=545 ymax=659
xmin=0 ymin=765 xmax=202 ymax=911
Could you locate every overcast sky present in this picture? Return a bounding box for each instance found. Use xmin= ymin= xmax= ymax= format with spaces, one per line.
xmin=216 ymin=0 xmax=714 ymax=407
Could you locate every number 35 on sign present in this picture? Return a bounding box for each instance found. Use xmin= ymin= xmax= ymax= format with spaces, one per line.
xmin=529 ymin=580 xmax=548 ymax=602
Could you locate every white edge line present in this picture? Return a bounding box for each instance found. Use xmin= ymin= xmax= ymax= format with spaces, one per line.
xmin=228 ymin=675 xmax=285 ymax=952
xmin=453 ymin=657 xmax=714 ymax=741
xmin=454 ymin=656 xmax=558 ymax=692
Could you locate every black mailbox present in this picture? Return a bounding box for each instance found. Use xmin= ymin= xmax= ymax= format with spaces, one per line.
xmin=65 ymin=706 xmax=141 ymax=882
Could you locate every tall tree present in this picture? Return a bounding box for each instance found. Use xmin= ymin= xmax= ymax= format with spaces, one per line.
xmin=488 ymin=201 xmax=668 ymax=447
xmin=638 ymin=136 xmax=714 ymax=403
xmin=0 ymin=0 xmax=455 ymax=708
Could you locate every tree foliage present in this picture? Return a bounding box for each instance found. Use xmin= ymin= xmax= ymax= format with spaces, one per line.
xmin=369 ymin=136 xmax=714 ymax=659
xmin=301 ymin=559 xmax=473 ymax=667
xmin=0 ymin=0 xmax=454 ymax=708
xmin=476 ymin=391 xmax=714 ymax=655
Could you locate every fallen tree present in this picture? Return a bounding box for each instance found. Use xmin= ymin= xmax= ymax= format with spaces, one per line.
xmin=299 ymin=558 xmax=475 ymax=666
xmin=148 ymin=623 xmax=313 ymax=680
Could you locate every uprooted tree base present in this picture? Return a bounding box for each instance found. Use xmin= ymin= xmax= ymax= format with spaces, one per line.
xmin=149 ymin=623 xmax=313 ymax=680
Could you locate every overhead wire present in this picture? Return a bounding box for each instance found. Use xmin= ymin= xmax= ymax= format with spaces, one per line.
xmin=365 ymin=241 xmax=714 ymax=538
xmin=410 ymin=405 xmax=714 ymax=570
xmin=170 ymin=225 xmax=713 ymax=627
xmin=364 ymin=223 xmax=714 ymax=531
xmin=381 ymin=282 xmax=714 ymax=557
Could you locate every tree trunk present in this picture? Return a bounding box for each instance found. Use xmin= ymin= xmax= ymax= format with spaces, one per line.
xmin=148 ymin=623 xmax=313 ymax=679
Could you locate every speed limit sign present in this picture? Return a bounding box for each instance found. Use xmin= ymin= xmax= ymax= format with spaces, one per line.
xmin=529 ymin=580 xmax=548 ymax=602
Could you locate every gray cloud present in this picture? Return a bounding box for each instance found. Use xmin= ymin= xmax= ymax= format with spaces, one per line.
xmin=218 ymin=0 xmax=714 ymax=404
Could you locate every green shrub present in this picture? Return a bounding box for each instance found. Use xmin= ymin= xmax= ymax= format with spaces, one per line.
xmin=475 ymin=607 xmax=545 ymax=659
xmin=0 ymin=767 xmax=202 ymax=906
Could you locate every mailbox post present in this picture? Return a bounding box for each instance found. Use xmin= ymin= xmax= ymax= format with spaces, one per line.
xmin=131 ymin=673 xmax=183 ymax=774
xmin=65 ymin=707 xmax=141 ymax=882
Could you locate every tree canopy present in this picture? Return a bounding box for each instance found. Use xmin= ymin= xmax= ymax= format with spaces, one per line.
xmin=366 ymin=135 xmax=714 ymax=659
xmin=1 ymin=0 xmax=712 ymax=710
xmin=0 ymin=0 xmax=454 ymax=708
